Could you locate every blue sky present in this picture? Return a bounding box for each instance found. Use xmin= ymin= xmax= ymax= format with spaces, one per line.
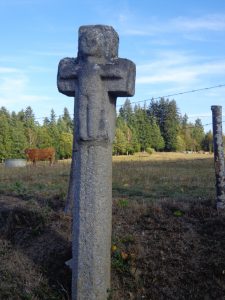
xmin=0 ymin=0 xmax=225 ymax=131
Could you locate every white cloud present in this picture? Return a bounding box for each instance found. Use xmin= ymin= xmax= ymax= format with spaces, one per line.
xmin=172 ymin=15 xmax=225 ymax=32
xmin=137 ymin=70 xmax=197 ymax=84
xmin=120 ymin=14 xmax=225 ymax=37
xmin=0 ymin=69 xmax=51 ymax=108
xmin=119 ymin=14 xmax=129 ymax=23
xmin=136 ymin=51 xmax=225 ymax=85
xmin=27 ymin=66 xmax=54 ymax=73
xmin=0 ymin=67 xmax=20 ymax=74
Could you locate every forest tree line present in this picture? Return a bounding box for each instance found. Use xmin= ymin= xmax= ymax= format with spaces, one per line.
xmin=0 ymin=106 xmax=73 ymax=161
xmin=0 ymin=98 xmax=223 ymax=161
xmin=113 ymin=98 xmax=218 ymax=155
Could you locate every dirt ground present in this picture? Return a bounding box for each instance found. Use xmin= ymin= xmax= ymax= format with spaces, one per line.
xmin=112 ymin=198 xmax=225 ymax=300
xmin=1 ymin=194 xmax=225 ymax=299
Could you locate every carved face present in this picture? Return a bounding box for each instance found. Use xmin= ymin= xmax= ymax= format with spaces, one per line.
xmin=79 ymin=30 xmax=105 ymax=57
xmin=78 ymin=25 xmax=119 ymax=60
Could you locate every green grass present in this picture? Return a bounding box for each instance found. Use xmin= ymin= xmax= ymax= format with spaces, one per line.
xmin=0 ymin=161 xmax=70 ymax=204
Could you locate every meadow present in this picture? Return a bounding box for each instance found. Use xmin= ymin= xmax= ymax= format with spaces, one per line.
xmin=1 ymin=152 xmax=225 ymax=299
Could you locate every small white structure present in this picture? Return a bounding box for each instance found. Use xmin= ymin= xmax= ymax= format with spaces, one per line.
xmin=4 ymin=159 xmax=27 ymax=168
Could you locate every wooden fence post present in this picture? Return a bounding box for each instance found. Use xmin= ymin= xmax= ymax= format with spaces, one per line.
xmin=211 ymin=105 xmax=225 ymax=211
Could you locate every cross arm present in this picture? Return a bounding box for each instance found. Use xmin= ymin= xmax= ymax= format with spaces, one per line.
xmin=101 ymin=58 xmax=136 ymax=97
xmin=57 ymin=57 xmax=78 ymax=97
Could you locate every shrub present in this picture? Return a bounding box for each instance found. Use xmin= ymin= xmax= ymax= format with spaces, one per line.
xmin=146 ymin=147 xmax=155 ymax=155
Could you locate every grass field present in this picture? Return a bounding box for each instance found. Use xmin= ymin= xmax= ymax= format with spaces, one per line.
xmin=1 ymin=152 xmax=225 ymax=299
xmin=113 ymin=152 xmax=215 ymax=203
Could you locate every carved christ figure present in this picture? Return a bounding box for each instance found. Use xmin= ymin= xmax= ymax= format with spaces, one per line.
xmin=58 ymin=25 xmax=135 ymax=143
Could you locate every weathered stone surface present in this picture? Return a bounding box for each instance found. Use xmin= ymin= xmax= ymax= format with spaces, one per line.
xmin=57 ymin=25 xmax=135 ymax=300
xmin=73 ymin=144 xmax=112 ymax=299
xmin=211 ymin=105 xmax=225 ymax=211
xmin=58 ymin=25 xmax=135 ymax=143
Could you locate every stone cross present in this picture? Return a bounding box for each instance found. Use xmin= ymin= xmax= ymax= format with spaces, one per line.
xmin=57 ymin=25 xmax=135 ymax=300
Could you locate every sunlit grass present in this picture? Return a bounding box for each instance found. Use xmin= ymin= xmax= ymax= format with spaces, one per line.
xmin=0 ymin=160 xmax=71 ymax=202
xmin=112 ymin=152 xmax=215 ymax=203
xmin=0 ymin=153 xmax=216 ymax=205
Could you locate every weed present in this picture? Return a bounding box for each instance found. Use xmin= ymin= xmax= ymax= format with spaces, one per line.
xmin=113 ymin=235 xmax=135 ymax=246
xmin=111 ymin=248 xmax=130 ymax=273
xmin=12 ymin=181 xmax=26 ymax=194
xmin=117 ymin=199 xmax=129 ymax=208
xmin=120 ymin=235 xmax=135 ymax=244
xmin=21 ymin=293 xmax=33 ymax=300
xmin=107 ymin=288 xmax=114 ymax=300
xmin=173 ymin=209 xmax=185 ymax=217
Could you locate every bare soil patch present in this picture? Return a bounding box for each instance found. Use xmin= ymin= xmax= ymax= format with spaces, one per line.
xmin=111 ymin=199 xmax=225 ymax=300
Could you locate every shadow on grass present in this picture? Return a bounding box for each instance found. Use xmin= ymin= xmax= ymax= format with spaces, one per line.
xmin=112 ymin=185 xmax=152 ymax=198
xmin=0 ymin=197 xmax=72 ymax=300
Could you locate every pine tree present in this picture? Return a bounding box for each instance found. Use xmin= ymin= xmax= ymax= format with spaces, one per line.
xmin=57 ymin=117 xmax=68 ymax=133
xmin=36 ymin=126 xmax=53 ymax=148
xmin=175 ymin=134 xmax=186 ymax=151
xmin=23 ymin=106 xmax=37 ymax=147
xmin=128 ymin=126 xmax=140 ymax=153
xmin=0 ymin=106 xmax=10 ymax=119
xmin=50 ymin=109 xmax=57 ymax=125
xmin=119 ymin=98 xmax=133 ymax=124
xmin=46 ymin=109 xmax=60 ymax=155
xmin=43 ymin=117 xmax=50 ymax=126
xmin=58 ymin=132 xmax=73 ymax=159
xmin=10 ymin=114 xmax=27 ymax=158
xmin=117 ymin=104 xmax=141 ymax=154
xmin=133 ymin=106 xmax=152 ymax=151
xmin=148 ymin=98 xmax=180 ymax=151
xmin=24 ymin=106 xmax=35 ymax=127
xmin=0 ymin=111 xmax=11 ymax=160
xmin=149 ymin=116 xmax=165 ymax=151
xmin=62 ymin=107 xmax=73 ymax=132
xmin=202 ymin=130 xmax=213 ymax=152
xmin=191 ymin=118 xmax=205 ymax=151
xmin=113 ymin=128 xmax=127 ymax=155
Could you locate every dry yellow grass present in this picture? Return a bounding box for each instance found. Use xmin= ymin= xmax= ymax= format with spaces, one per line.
xmin=113 ymin=151 xmax=213 ymax=162
xmin=113 ymin=152 xmax=215 ymax=204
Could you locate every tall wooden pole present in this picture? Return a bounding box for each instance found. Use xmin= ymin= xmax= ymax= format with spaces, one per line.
xmin=211 ymin=105 xmax=225 ymax=211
